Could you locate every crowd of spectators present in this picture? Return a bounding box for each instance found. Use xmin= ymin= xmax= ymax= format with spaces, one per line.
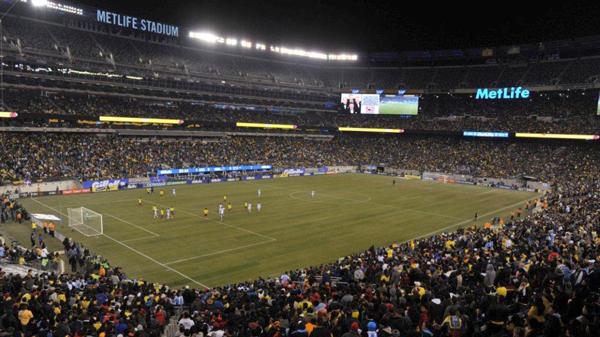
xmin=1 ymin=87 xmax=599 ymax=133
xmin=1 ymin=133 xmax=600 ymax=184
xmin=0 ymin=136 xmax=599 ymax=337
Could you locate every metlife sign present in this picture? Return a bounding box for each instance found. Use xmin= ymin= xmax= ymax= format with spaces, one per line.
xmin=96 ymin=10 xmax=179 ymax=37
xmin=475 ymin=87 xmax=530 ymax=100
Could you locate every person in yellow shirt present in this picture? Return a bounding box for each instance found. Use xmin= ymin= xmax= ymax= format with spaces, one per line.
xmin=138 ymin=199 xmax=143 ymax=206
xmin=160 ymin=190 xmax=165 ymax=197
xmin=170 ymin=207 xmax=175 ymax=217
xmin=160 ymin=209 xmax=166 ymax=219
xmin=227 ymin=202 xmax=232 ymax=211
xmin=18 ymin=305 xmax=33 ymax=327
xmin=48 ymin=222 xmax=56 ymax=237
xmin=203 ymin=208 xmax=209 ymax=217
xmin=31 ymin=222 xmax=37 ymax=231
xmin=223 ymin=195 xmax=227 ymax=202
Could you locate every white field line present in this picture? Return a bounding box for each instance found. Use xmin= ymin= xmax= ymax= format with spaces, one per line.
xmin=101 ymin=212 xmax=160 ymax=237
xmin=50 ymin=198 xmax=140 ymax=207
xmin=409 ymin=198 xmax=535 ymax=241
xmin=164 ymin=239 xmax=276 ymax=265
xmin=121 ymin=235 xmax=159 ymax=243
xmin=143 ymin=199 xmax=277 ymax=241
xmin=30 ymin=198 xmax=210 ymax=289
xmin=286 ymin=190 xmax=462 ymax=220
xmin=371 ymin=203 xmax=463 ymax=220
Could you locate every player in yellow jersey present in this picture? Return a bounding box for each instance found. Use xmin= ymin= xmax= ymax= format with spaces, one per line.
xmin=223 ymin=195 xmax=227 ymax=202
xmin=170 ymin=207 xmax=175 ymax=217
xmin=138 ymin=199 xmax=142 ymax=206
xmin=203 ymin=208 xmax=209 ymax=217
xmin=227 ymin=202 xmax=232 ymax=211
xmin=160 ymin=190 xmax=165 ymax=197
xmin=160 ymin=208 xmax=166 ymax=219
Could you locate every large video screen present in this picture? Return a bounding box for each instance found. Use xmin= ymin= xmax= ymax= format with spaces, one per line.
xmin=340 ymin=93 xmax=419 ymax=115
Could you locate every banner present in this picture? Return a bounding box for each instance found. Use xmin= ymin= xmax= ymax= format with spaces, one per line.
xmin=282 ymin=169 xmax=305 ymax=177
xmin=157 ymin=164 xmax=272 ymax=176
xmin=62 ymin=189 xmax=92 ymax=195
xmin=82 ymin=179 xmax=128 ymax=192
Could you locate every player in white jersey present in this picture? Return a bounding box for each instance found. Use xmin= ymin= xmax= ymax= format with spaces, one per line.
xmin=247 ymin=202 xmax=252 ymax=213
xmin=172 ymin=188 xmax=176 ymax=197
xmin=218 ymin=204 xmax=225 ymax=221
xmin=153 ymin=206 xmax=158 ymax=219
xmin=311 ymin=190 xmax=316 ymax=198
xmin=257 ymin=189 xmax=261 ymax=197
xmin=166 ymin=208 xmax=171 ymax=220
xmin=257 ymin=202 xmax=262 ymax=212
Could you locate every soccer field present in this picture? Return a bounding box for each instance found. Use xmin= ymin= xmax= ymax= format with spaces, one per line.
xmin=13 ymin=174 xmax=537 ymax=288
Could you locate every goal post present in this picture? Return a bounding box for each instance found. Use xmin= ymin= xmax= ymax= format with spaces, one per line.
xmin=68 ymin=207 xmax=104 ymax=237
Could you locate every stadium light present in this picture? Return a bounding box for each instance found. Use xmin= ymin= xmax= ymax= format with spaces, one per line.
xmin=31 ymin=0 xmax=48 ymax=7
xmin=241 ymin=40 xmax=252 ymax=48
xmin=189 ymin=31 xmax=225 ymax=44
xmin=255 ymin=43 xmax=266 ymax=51
xmin=328 ymin=53 xmax=358 ymax=61
xmin=225 ymin=38 xmax=238 ymax=46
xmin=268 ymin=46 xmax=328 ymax=60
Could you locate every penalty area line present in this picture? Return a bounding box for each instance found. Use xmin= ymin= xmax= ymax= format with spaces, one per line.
xmin=29 ymin=198 xmax=210 ymax=289
xmin=164 ymin=238 xmax=277 ymax=265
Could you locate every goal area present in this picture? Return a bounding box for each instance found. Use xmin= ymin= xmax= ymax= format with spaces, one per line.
xmin=67 ymin=207 xmax=104 ymax=237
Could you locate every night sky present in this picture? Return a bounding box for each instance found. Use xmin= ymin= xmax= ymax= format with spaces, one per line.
xmin=75 ymin=0 xmax=600 ymax=52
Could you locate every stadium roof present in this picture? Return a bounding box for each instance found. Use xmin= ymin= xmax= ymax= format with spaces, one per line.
xmin=73 ymin=0 xmax=600 ymax=52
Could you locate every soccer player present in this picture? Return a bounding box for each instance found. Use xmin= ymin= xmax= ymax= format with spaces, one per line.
xmin=311 ymin=191 xmax=315 ymax=198
xmin=227 ymin=202 xmax=232 ymax=211
xmin=170 ymin=207 xmax=175 ymax=217
xmin=203 ymin=207 xmax=209 ymax=218
xmin=146 ymin=188 xmax=151 ymax=194
xmin=219 ymin=204 xmax=225 ymax=221
xmin=258 ymin=189 xmax=261 ymax=197
xmin=257 ymin=202 xmax=262 ymax=212
xmin=138 ymin=199 xmax=143 ymax=207
xmin=160 ymin=208 xmax=166 ymax=219
xmin=172 ymin=188 xmax=176 ymax=197
xmin=160 ymin=190 xmax=165 ymax=197
xmin=166 ymin=208 xmax=171 ymax=220
xmin=247 ymin=202 xmax=252 ymax=213
xmin=153 ymin=206 xmax=158 ymax=219
xmin=223 ymin=195 xmax=227 ymax=202
xmin=244 ymin=201 xmax=248 ymax=210
xmin=393 ymin=179 xmax=396 ymax=186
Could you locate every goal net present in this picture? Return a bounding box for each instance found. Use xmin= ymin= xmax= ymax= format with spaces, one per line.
xmin=68 ymin=207 xmax=104 ymax=237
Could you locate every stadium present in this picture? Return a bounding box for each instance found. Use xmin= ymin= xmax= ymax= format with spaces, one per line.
xmin=0 ymin=1 xmax=599 ymax=337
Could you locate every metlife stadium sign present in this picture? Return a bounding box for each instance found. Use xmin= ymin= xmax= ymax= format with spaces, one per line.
xmin=96 ymin=10 xmax=179 ymax=37
xmin=475 ymin=87 xmax=530 ymax=100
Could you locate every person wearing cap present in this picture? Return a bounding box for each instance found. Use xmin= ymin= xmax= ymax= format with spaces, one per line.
xmin=366 ymin=321 xmax=378 ymax=337
xmin=341 ymin=322 xmax=360 ymax=337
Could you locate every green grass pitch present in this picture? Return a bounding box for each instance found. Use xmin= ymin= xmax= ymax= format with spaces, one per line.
xmin=8 ymin=174 xmax=537 ymax=288
xmin=378 ymin=102 xmax=418 ymax=115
